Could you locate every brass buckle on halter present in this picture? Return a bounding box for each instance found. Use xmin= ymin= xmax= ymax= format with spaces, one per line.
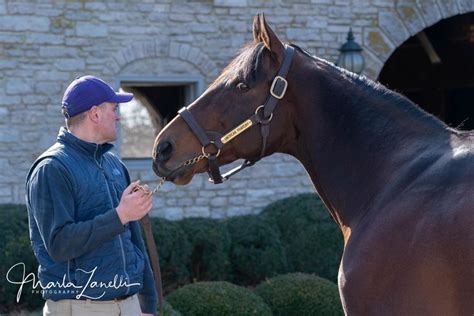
xmin=202 ymin=141 xmax=221 ymax=158
xmin=270 ymin=76 xmax=288 ymax=99
xmin=255 ymin=105 xmax=273 ymax=123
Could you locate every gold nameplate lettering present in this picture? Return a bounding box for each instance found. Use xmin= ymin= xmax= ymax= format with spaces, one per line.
xmin=221 ymin=119 xmax=253 ymax=144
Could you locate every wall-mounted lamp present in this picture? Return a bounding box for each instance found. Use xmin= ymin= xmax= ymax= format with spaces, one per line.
xmin=336 ymin=28 xmax=365 ymax=74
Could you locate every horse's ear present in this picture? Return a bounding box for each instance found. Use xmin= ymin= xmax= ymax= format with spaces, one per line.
xmin=253 ymin=14 xmax=285 ymax=61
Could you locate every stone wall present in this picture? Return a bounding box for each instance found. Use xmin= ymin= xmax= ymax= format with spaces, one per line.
xmin=1 ymin=0 xmax=472 ymax=217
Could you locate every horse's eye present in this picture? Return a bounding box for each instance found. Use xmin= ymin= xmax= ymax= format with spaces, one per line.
xmin=236 ymin=82 xmax=249 ymax=92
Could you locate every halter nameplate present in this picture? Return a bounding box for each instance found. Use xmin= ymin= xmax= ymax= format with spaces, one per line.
xmin=221 ymin=119 xmax=254 ymax=144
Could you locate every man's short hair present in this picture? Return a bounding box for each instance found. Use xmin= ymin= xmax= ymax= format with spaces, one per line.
xmin=65 ymin=111 xmax=87 ymax=128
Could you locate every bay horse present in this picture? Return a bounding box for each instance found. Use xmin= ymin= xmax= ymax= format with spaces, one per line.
xmin=152 ymin=15 xmax=474 ymax=314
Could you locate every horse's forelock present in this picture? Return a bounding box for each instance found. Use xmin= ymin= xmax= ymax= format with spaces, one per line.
xmin=210 ymin=42 xmax=267 ymax=89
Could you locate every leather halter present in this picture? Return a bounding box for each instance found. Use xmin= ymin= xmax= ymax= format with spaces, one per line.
xmin=178 ymin=45 xmax=295 ymax=184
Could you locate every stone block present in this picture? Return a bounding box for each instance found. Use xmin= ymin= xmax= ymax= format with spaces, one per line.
xmin=0 ymin=58 xmax=15 ymax=70
xmin=0 ymin=33 xmax=23 ymax=43
xmin=328 ymin=5 xmax=351 ymax=19
xmin=54 ymin=59 xmax=86 ymax=71
xmin=195 ymin=197 xmax=210 ymax=205
xmin=199 ymin=190 xmax=217 ymax=197
xmin=0 ymin=127 xmax=20 ymax=142
xmin=0 ymin=186 xmax=12 ymax=197
xmin=35 ymin=70 xmax=70 ymax=81
xmin=39 ymin=46 xmax=79 ymax=58
xmin=246 ymin=188 xmax=275 ymax=204
xmin=84 ymin=2 xmax=107 ymax=10
xmin=7 ymin=2 xmax=37 ymax=14
xmin=65 ymin=37 xmax=92 ymax=46
xmin=65 ymin=11 xmax=93 ymax=21
xmin=186 ymin=47 xmax=201 ymax=63
xmin=215 ymin=0 xmax=247 ymax=7
xmin=76 ymin=23 xmax=108 ymax=37
xmin=152 ymin=3 xmax=171 ymax=13
xmin=378 ymin=11 xmax=410 ymax=46
xmin=0 ymin=107 xmax=8 ymax=117
xmin=210 ymin=197 xmax=227 ymax=207
xmin=363 ymin=28 xmax=395 ymax=61
xmin=178 ymin=44 xmax=191 ymax=60
xmin=0 ymin=16 xmax=49 ymax=32
xmin=229 ymin=195 xmax=245 ymax=205
xmin=0 ymin=158 xmax=9 ymax=170
xmin=35 ymin=82 xmax=62 ymax=95
xmin=227 ymin=206 xmax=252 ymax=217
xmin=165 ymin=198 xmax=177 ymax=206
xmin=6 ymin=79 xmax=33 ymax=95
xmin=37 ymin=7 xmax=63 ymax=17
xmin=395 ymin=3 xmax=425 ymax=35
xmin=169 ymin=42 xmax=180 ymax=58
xmin=286 ymin=28 xmax=316 ymax=41
xmin=164 ymin=207 xmax=184 ymax=220
xmin=216 ymin=189 xmax=232 ymax=196
xmin=416 ymin=0 xmax=442 ymax=26
xmin=169 ymin=13 xmax=194 ymax=22
xmin=436 ymin=0 xmax=459 ymax=18
xmin=176 ymin=198 xmax=194 ymax=206
xmin=457 ymin=0 xmax=474 ymax=13
xmin=210 ymin=208 xmax=227 ymax=219
xmin=22 ymin=95 xmax=50 ymax=105
xmin=185 ymin=206 xmax=210 ymax=217
xmin=274 ymin=162 xmax=307 ymax=177
xmin=25 ymin=33 xmax=64 ymax=44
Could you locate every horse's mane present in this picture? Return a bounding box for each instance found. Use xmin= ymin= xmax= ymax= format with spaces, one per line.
xmin=290 ymin=44 xmax=452 ymax=132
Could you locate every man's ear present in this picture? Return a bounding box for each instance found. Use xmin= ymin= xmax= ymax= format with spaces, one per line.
xmin=87 ymin=106 xmax=100 ymax=123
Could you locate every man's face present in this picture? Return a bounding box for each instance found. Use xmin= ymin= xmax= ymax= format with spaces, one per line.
xmin=97 ymin=102 xmax=120 ymax=143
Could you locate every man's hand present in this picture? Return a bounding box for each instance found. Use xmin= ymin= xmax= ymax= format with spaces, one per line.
xmin=116 ymin=180 xmax=153 ymax=225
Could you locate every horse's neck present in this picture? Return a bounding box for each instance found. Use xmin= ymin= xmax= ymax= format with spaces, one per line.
xmin=289 ymin=62 xmax=448 ymax=236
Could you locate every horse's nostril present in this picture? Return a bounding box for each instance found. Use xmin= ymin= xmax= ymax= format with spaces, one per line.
xmin=156 ymin=140 xmax=173 ymax=162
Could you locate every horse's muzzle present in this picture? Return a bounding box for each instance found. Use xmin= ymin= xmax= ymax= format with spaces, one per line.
xmin=155 ymin=139 xmax=174 ymax=162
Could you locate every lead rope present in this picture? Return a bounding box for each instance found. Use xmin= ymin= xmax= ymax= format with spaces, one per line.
xmin=137 ymin=153 xmax=210 ymax=316
xmin=133 ymin=178 xmax=165 ymax=316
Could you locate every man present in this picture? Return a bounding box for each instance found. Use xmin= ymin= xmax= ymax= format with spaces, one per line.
xmin=26 ymin=75 xmax=157 ymax=316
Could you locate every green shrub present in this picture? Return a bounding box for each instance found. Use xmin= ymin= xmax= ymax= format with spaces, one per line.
xmin=255 ymin=273 xmax=343 ymax=316
xmin=162 ymin=300 xmax=182 ymax=316
xmin=151 ymin=218 xmax=192 ymax=291
xmin=167 ymin=281 xmax=272 ymax=316
xmin=260 ymin=193 xmax=343 ymax=282
xmin=0 ymin=205 xmax=43 ymax=313
xmin=179 ymin=217 xmax=231 ymax=282
xmin=225 ymin=215 xmax=287 ymax=285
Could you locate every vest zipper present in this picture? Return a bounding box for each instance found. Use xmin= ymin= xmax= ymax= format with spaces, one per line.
xmin=118 ymin=235 xmax=131 ymax=295
xmin=95 ymin=144 xmax=131 ymax=296
xmin=67 ymin=260 xmax=71 ymax=283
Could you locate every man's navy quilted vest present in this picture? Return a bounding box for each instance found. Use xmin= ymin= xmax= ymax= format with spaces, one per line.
xmin=26 ymin=128 xmax=144 ymax=301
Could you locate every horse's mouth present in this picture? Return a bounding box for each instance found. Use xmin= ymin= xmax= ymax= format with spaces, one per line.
xmin=152 ymin=161 xmax=196 ymax=185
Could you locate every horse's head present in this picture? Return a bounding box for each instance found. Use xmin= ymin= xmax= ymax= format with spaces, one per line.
xmin=153 ymin=14 xmax=297 ymax=184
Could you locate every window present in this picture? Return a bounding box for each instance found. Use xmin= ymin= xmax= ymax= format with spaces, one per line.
xmin=118 ymin=76 xmax=203 ymax=159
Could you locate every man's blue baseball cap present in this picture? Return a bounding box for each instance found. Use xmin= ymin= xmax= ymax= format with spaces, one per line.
xmin=61 ymin=75 xmax=133 ymax=118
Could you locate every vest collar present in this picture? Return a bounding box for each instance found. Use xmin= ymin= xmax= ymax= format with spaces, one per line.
xmin=57 ymin=127 xmax=114 ymax=158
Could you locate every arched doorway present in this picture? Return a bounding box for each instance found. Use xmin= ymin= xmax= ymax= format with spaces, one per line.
xmin=379 ymin=12 xmax=474 ymax=130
